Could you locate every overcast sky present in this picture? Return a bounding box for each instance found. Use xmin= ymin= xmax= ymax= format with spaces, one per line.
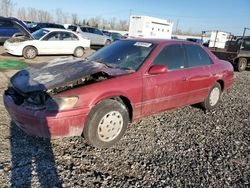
xmin=13 ymin=0 xmax=250 ymax=35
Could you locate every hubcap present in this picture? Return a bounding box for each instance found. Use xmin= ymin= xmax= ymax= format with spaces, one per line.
xmin=97 ymin=111 xmax=123 ymax=142
xmin=209 ymin=87 xmax=220 ymax=106
xmin=27 ymin=49 xmax=36 ymax=58
xmin=239 ymin=60 xmax=247 ymax=69
xmin=76 ymin=48 xmax=84 ymax=57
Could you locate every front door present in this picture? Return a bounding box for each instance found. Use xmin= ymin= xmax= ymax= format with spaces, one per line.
xmin=142 ymin=44 xmax=190 ymax=116
xmin=39 ymin=31 xmax=63 ymax=54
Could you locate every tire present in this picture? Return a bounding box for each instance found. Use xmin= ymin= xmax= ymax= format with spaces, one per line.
xmin=83 ymin=99 xmax=129 ymax=148
xmin=201 ymin=82 xmax=222 ymax=110
xmin=74 ymin=47 xmax=84 ymax=57
xmin=23 ymin=46 xmax=37 ymax=59
xmin=236 ymin=58 xmax=247 ymax=72
xmin=104 ymin=40 xmax=111 ymax=46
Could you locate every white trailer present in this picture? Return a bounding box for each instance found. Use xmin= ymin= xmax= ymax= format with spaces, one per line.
xmin=128 ymin=15 xmax=173 ymax=39
xmin=209 ymin=31 xmax=230 ymax=49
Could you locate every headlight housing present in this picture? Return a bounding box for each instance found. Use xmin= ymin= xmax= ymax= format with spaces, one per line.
xmin=46 ymin=96 xmax=78 ymax=111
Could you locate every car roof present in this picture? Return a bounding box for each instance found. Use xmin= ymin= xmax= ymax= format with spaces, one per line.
xmin=127 ymin=38 xmax=202 ymax=45
xmin=42 ymin=28 xmax=69 ymax=32
xmin=81 ymin=26 xmax=97 ymax=29
xmin=31 ymin=22 xmax=61 ymax=25
xmin=127 ymin=38 xmax=177 ymax=44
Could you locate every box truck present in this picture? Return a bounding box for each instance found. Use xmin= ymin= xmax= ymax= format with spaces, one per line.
xmin=208 ymin=31 xmax=230 ymax=49
xmin=128 ymin=15 xmax=173 ymax=39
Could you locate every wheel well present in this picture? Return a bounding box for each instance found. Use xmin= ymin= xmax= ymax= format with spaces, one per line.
xmin=217 ymin=80 xmax=224 ymax=91
xmin=110 ymin=96 xmax=133 ymax=122
xmin=76 ymin=46 xmax=84 ymax=50
xmin=23 ymin=45 xmax=38 ymax=55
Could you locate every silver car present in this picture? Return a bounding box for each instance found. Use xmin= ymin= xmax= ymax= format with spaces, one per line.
xmin=66 ymin=25 xmax=112 ymax=46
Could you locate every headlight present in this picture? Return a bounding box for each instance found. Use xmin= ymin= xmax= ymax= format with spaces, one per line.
xmin=46 ymin=96 xmax=78 ymax=110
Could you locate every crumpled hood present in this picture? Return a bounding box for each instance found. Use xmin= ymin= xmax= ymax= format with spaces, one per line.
xmin=10 ymin=57 xmax=131 ymax=93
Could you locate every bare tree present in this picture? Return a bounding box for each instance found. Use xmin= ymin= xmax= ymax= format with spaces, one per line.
xmin=37 ymin=10 xmax=53 ymax=22
xmin=101 ymin=18 xmax=108 ymax=29
xmin=1 ymin=0 xmax=14 ymax=17
xmin=108 ymin=17 xmax=116 ymax=30
xmin=117 ymin=20 xmax=128 ymax=31
xmin=17 ymin=7 xmax=27 ymax=21
xmin=62 ymin=12 xmax=68 ymax=24
xmin=27 ymin=7 xmax=38 ymax=21
xmin=88 ymin=16 xmax=101 ymax=28
xmin=55 ymin=8 xmax=63 ymax=24
xmin=71 ymin=13 xmax=78 ymax=25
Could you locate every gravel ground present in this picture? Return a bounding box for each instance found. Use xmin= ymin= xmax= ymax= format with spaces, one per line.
xmin=0 ymin=71 xmax=249 ymax=187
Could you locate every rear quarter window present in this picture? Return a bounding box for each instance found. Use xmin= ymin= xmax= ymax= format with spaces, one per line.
xmin=80 ymin=27 xmax=88 ymax=32
xmin=185 ymin=44 xmax=213 ymax=67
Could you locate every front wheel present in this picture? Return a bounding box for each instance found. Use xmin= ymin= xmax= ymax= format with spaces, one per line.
xmin=83 ymin=99 xmax=129 ymax=148
xmin=23 ymin=46 xmax=37 ymax=59
xmin=201 ymin=82 xmax=222 ymax=110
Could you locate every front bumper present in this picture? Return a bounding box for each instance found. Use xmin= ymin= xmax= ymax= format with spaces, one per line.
xmin=4 ymin=42 xmax=23 ymax=56
xmin=4 ymin=94 xmax=89 ymax=138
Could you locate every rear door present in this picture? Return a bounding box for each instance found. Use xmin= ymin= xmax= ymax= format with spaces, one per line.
xmin=142 ymin=44 xmax=190 ymax=116
xmin=80 ymin=27 xmax=96 ymax=45
xmin=93 ymin=28 xmax=106 ymax=45
xmin=184 ymin=44 xmax=214 ymax=104
xmin=59 ymin=32 xmax=79 ymax=53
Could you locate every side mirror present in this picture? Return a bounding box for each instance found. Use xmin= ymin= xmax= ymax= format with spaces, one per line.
xmin=148 ymin=65 xmax=168 ymax=75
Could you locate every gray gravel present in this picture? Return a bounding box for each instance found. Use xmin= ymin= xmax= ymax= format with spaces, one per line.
xmin=0 ymin=71 xmax=249 ymax=187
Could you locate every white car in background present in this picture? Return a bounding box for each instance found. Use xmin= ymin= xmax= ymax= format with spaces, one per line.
xmin=65 ymin=25 xmax=112 ymax=46
xmin=4 ymin=28 xmax=90 ymax=59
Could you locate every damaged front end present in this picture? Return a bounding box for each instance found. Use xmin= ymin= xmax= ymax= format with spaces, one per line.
xmin=5 ymin=87 xmax=49 ymax=110
xmin=5 ymin=57 xmax=131 ymax=111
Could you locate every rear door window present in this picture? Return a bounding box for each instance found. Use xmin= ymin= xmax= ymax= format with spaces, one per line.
xmin=153 ymin=44 xmax=186 ymax=70
xmin=94 ymin=28 xmax=103 ymax=35
xmin=80 ymin=27 xmax=88 ymax=32
xmin=61 ymin=32 xmax=78 ymax=41
xmin=185 ymin=44 xmax=213 ymax=67
xmin=87 ymin=28 xmax=95 ymax=34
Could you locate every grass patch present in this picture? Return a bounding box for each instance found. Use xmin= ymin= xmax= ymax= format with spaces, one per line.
xmin=0 ymin=60 xmax=28 ymax=70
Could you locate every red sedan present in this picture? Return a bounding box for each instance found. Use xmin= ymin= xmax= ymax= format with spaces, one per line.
xmin=4 ymin=39 xmax=234 ymax=148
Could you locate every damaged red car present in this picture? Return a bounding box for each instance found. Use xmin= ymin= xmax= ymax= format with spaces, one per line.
xmin=4 ymin=39 xmax=234 ymax=148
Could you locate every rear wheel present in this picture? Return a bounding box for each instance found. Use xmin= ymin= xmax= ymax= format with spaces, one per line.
xmin=236 ymin=58 xmax=247 ymax=72
xmin=23 ymin=46 xmax=37 ymax=59
xmin=83 ymin=99 xmax=129 ymax=148
xmin=201 ymin=82 xmax=222 ymax=110
xmin=74 ymin=47 xmax=84 ymax=57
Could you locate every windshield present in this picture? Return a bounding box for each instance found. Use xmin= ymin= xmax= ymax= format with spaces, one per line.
xmin=88 ymin=40 xmax=156 ymax=71
xmin=32 ymin=29 xmax=49 ymax=40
